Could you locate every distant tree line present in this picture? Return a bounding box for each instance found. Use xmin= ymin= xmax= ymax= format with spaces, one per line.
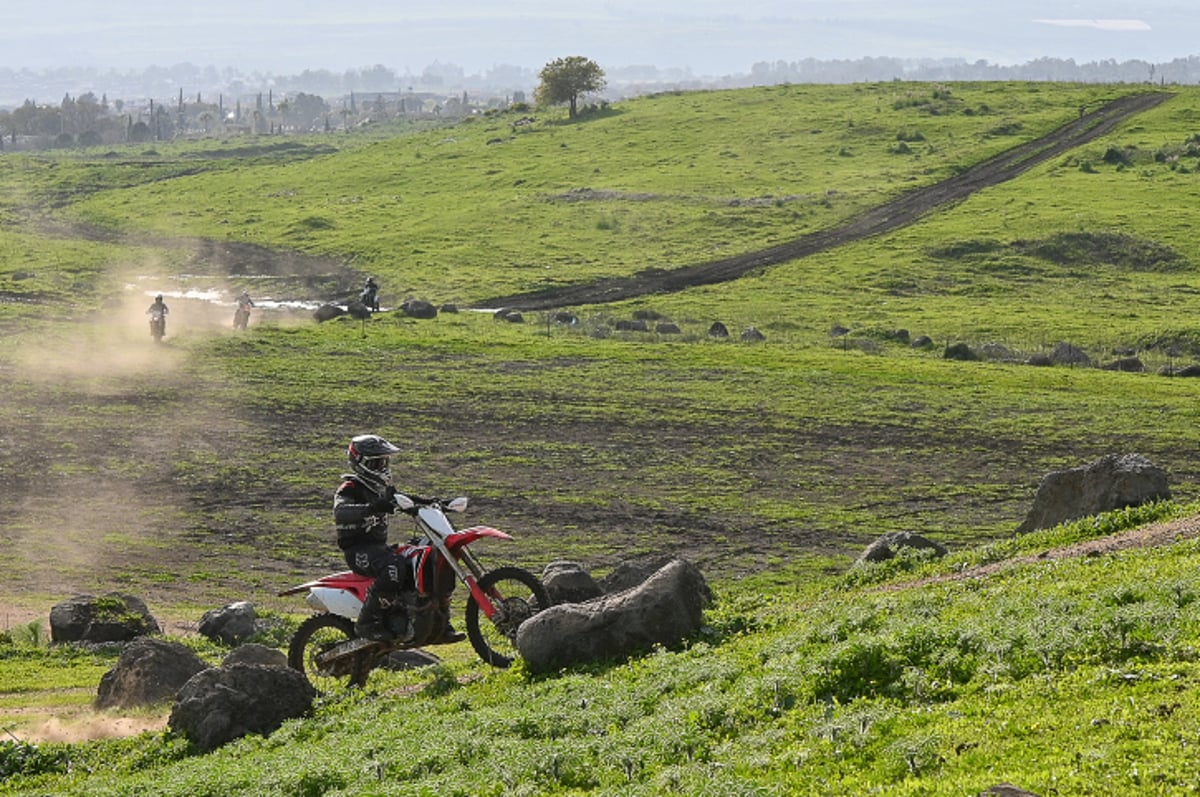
xmin=738 ymin=55 xmax=1200 ymax=86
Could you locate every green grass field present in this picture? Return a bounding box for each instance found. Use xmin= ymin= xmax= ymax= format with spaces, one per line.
xmin=3 ymin=81 xmax=1200 ymax=794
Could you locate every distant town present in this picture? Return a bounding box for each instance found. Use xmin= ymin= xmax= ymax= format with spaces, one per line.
xmin=2 ymin=54 xmax=1198 ymax=152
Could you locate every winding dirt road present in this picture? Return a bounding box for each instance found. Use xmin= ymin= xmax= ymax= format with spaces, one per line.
xmin=479 ymin=91 xmax=1172 ymax=311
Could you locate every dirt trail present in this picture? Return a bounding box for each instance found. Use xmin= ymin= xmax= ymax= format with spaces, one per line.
xmin=479 ymin=91 xmax=1172 ymax=311
xmin=884 ymin=511 xmax=1200 ymax=592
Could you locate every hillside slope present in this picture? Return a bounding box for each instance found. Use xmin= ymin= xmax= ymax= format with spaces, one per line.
xmin=479 ymin=91 xmax=1172 ymax=309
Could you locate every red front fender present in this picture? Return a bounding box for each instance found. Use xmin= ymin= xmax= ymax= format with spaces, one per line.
xmin=445 ymin=525 xmax=513 ymax=553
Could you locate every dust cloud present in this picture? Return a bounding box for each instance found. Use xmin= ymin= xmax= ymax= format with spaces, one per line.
xmin=16 ymin=713 xmax=169 ymax=743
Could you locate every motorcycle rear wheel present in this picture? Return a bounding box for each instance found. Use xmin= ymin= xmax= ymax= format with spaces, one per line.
xmin=465 ymin=566 xmax=550 ymax=668
xmin=288 ymin=613 xmax=372 ymax=692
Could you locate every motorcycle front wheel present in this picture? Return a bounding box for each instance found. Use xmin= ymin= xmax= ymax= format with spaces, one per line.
xmin=465 ymin=566 xmax=551 ymax=668
xmin=287 ymin=613 xmax=372 ymax=692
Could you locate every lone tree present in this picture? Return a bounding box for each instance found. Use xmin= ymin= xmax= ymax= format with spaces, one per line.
xmin=535 ymin=56 xmax=606 ymax=119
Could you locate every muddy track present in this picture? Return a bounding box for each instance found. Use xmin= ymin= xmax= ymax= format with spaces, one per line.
xmin=478 ymin=91 xmax=1172 ymax=311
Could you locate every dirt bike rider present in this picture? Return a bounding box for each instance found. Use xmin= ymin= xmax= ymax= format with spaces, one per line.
xmin=360 ymin=276 xmax=380 ymax=312
xmin=334 ymin=434 xmax=464 ymax=644
xmin=146 ymin=294 xmax=169 ymax=330
xmin=234 ymin=290 xmax=254 ymax=327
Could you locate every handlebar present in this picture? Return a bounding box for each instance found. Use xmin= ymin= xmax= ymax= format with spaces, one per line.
xmin=393 ymin=493 xmax=469 ymax=514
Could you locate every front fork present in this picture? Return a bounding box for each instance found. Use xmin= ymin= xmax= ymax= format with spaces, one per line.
xmin=439 ymin=543 xmax=499 ymax=619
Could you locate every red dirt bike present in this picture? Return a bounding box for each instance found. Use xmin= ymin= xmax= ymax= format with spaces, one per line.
xmin=279 ymin=493 xmax=550 ymax=690
xmin=233 ymin=305 xmax=251 ymax=330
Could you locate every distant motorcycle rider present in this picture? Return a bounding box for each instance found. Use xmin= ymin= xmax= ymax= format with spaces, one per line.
xmin=334 ymin=434 xmax=464 ymax=643
xmin=233 ymin=290 xmax=254 ymax=329
xmin=146 ymin=294 xmax=169 ymax=337
xmin=360 ymin=276 xmax=380 ymax=312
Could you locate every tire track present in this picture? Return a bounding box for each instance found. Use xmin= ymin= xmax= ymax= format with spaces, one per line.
xmin=479 ymin=91 xmax=1172 ymax=311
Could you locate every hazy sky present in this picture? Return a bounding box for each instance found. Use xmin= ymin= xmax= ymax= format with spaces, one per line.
xmin=1 ymin=1 xmax=1192 ymax=75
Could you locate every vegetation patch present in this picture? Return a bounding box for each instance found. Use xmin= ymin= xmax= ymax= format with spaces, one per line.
xmin=930 ymin=230 xmax=1188 ymax=272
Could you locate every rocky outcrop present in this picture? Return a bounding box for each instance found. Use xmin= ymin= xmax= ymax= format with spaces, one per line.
xmin=94 ymin=637 xmax=208 ymax=709
xmin=199 ymin=601 xmax=258 ymax=646
xmin=50 ymin=593 xmax=160 ymax=644
xmin=517 ymin=558 xmax=711 ymax=674
xmin=856 ymin=531 xmax=948 ymax=565
xmin=1017 ymin=453 xmax=1171 ymax=534
xmin=540 ymin=561 xmax=603 ymax=605
xmin=168 ymin=664 xmax=315 ymax=752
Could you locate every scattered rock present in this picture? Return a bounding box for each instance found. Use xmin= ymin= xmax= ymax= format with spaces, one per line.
xmin=221 ymin=643 xmax=286 ymax=669
xmin=1101 ymin=356 xmax=1145 ymax=372
xmin=199 ymin=601 xmax=257 ymax=646
xmin=856 ymin=531 xmax=948 ymax=565
xmin=169 ymin=664 xmax=315 ymax=753
xmin=1048 ymin=341 xmax=1091 ymax=366
xmin=741 ymin=326 xmax=765 ymax=342
xmin=1016 ymin=453 xmax=1171 ymax=534
xmin=50 ymin=593 xmax=160 ymax=644
xmin=493 ymin=307 xmax=525 ymax=323
xmin=95 ymin=637 xmax=208 ymax=709
xmin=345 ymin=300 xmax=372 ymax=320
xmin=708 ymin=321 xmax=729 ymax=338
xmin=540 ymin=561 xmax=603 ymax=604
xmin=313 ymin=303 xmax=345 ymax=322
xmin=978 ymin=785 xmax=1041 ymax=797
xmin=911 ymin=335 xmax=934 ymax=349
xmin=656 ymin=322 xmax=682 ymax=334
xmin=401 ymin=299 xmax=438 ymax=319
xmin=979 ymin=342 xmax=1015 ymax=361
xmin=943 ymin=342 xmax=978 ymax=361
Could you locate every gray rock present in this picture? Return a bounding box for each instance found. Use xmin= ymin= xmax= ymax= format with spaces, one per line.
xmin=199 ymin=601 xmax=257 ymax=645
xmin=517 ymin=559 xmax=711 ymax=674
xmin=95 ymin=637 xmax=208 ymax=709
xmin=222 ymin=643 xmax=286 ymax=669
xmin=169 ymin=664 xmax=315 ymax=752
xmin=50 ymin=593 xmax=160 ymax=644
xmin=401 ymin=299 xmax=438 ymax=319
xmin=541 ymin=561 xmax=603 ymax=604
xmin=856 ymin=531 xmax=948 ymax=565
xmin=1017 ymin=453 xmax=1171 ymax=534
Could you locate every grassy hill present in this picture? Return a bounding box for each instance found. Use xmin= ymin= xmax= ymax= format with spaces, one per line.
xmin=2 ymin=82 xmax=1200 ymax=794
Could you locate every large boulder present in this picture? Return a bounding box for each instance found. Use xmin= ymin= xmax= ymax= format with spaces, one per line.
xmin=1016 ymin=453 xmax=1171 ymax=534
xmin=313 ymin=303 xmax=345 ymax=322
xmin=401 ymin=299 xmax=438 ymax=319
xmin=50 ymin=593 xmax=160 ymax=644
xmin=95 ymin=637 xmax=208 ymax=709
xmin=198 ymin=601 xmax=258 ymax=646
xmin=856 ymin=531 xmax=948 ymax=565
xmin=516 ymin=558 xmax=712 ymax=674
xmin=168 ymin=664 xmax=315 ymax=752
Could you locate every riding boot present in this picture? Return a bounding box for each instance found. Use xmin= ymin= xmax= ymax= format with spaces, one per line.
xmin=355 ymin=583 xmax=395 ymax=642
xmin=432 ymin=595 xmax=466 ymax=643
